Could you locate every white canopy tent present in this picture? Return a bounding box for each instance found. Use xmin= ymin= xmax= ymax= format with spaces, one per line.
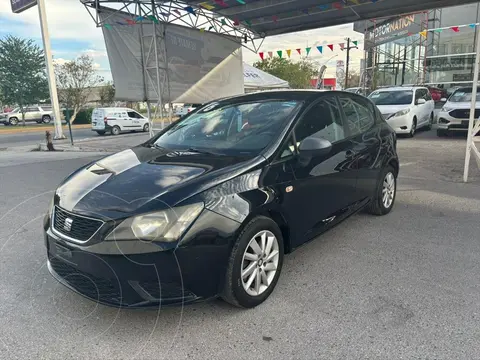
xmin=243 ymin=63 xmax=289 ymax=92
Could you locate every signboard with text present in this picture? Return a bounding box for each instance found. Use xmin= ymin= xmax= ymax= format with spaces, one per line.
xmin=11 ymin=0 xmax=37 ymax=14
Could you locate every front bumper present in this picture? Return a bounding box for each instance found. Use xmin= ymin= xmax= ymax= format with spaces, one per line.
xmin=437 ymin=111 xmax=471 ymax=131
xmin=44 ymin=209 xmax=240 ymax=308
xmin=385 ymin=115 xmax=412 ymax=134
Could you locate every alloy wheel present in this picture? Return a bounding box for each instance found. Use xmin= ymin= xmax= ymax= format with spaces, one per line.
xmin=410 ymin=120 xmax=416 ymax=136
xmin=382 ymin=172 xmax=395 ymax=209
xmin=241 ymin=230 xmax=280 ymax=296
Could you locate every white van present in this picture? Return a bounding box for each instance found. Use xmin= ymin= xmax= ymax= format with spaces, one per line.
xmin=91 ymin=107 xmax=150 ymax=135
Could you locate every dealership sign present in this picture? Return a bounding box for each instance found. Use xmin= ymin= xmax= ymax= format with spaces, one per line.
xmin=364 ymin=14 xmax=422 ymax=50
xmin=11 ymin=0 xmax=37 ymax=14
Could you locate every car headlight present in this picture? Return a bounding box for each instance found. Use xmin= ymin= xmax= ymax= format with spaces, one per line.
xmin=105 ymin=202 xmax=204 ymax=242
xmin=441 ymin=106 xmax=453 ymax=112
xmin=392 ymin=108 xmax=411 ymax=117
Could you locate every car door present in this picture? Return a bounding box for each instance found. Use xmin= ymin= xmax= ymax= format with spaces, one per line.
xmin=26 ymin=107 xmax=40 ymax=121
xmin=338 ymin=94 xmax=382 ymax=202
xmin=127 ymin=111 xmax=143 ymax=129
xmin=414 ymin=89 xmax=428 ymax=125
xmin=265 ymin=95 xmax=359 ymax=246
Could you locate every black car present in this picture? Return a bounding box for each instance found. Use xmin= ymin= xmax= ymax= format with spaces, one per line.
xmin=44 ymin=90 xmax=399 ymax=309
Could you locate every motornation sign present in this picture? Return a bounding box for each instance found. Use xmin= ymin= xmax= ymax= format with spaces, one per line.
xmin=363 ymin=14 xmax=423 ymax=50
xmin=11 ymin=0 xmax=37 ymax=14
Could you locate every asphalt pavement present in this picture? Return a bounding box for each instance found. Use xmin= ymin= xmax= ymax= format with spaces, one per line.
xmin=0 ymin=128 xmax=95 ymax=148
xmin=1 ymin=130 xmax=480 ymax=359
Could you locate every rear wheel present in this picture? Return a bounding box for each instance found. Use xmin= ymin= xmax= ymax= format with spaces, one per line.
xmin=367 ymin=166 xmax=396 ymax=216
xmin=96 ymin=131 xmax=106 ymax=136
xmin=221 ymin=216 xmax=284 ymax=308
xmin=9 ymin=117 xmax=18 ymax=126
xmin=143 ymin=123 xmax=150 ymax=132
xmin=111 ymin=126 xmax=120 ymax=136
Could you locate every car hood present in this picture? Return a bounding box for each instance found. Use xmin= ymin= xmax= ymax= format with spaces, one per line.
xmin=55 ymin=145 xmax=261 ymax=218
xmin=375 ymin=104 xmax=411 ymax=115
xmin=444 ymin=101 xmax=480 ymax=109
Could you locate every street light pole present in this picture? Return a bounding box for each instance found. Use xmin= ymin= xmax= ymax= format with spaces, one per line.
xmin=37 ymin=0 xmax=65 ymax=139
xmin=344 ymin=37 xmax=359 ymax=89
xmin=315 ymin=54 xmax=338 ymax=89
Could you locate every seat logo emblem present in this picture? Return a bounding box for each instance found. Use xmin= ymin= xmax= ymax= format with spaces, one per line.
xmin=286 ymin=186 xmax=293 ymax=193
xmin=64 ymin=218 xmax=73 ymax=232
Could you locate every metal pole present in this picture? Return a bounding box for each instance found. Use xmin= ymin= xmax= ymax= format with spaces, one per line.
xmin=37 ymin=0 xmax=65 ymax=139
xmin=463 ymin=25 xmax=480 ymax=182
xmin=153 ymin=21 xmax=163 ymax=137
xmin=345 ymin=38 xmax=350 ymax=89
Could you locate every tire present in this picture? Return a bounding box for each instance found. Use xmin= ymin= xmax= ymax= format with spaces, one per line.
xmin=96 ymin=131 xmax=106 ymax=136
xmin=408 ymin=117 xmax=417 ymax=137
xmin=42 ymin=115 xmax=51 ymax=124
xmin=437 ymin=129 xmax=448 ymax=137
xmin=111 ymin=126 xmax=120 ymax=135
xmin=221 ymin=216 xmax=284 ymax=308
xmin=9 ymin=117 xmax=18 ymax=126
xmin=143 ymin=123 xmax=150 ymax=132
xmin=425 ymin=113 xmax=434 ymax=130
xmin=366 ymin=166 xmax=396 ymax=216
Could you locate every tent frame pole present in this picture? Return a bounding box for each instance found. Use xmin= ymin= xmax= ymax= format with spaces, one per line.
xmin=463 ymin=25 xmax=480 ymax=182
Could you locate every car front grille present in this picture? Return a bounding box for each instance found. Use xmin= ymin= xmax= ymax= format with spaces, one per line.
xmin=53 ymin=206 xmax=103 ymax=242
xmin=449 ymin=109 xmax=480 ymax=119
xmin=49 ymin=257 xmax=123 ymax=305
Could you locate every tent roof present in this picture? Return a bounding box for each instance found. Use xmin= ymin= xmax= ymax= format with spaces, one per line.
xmin=183 ymin=0 xmax=480 ymax=38
xmin=243 ymin=63 xmax=289 ymax=89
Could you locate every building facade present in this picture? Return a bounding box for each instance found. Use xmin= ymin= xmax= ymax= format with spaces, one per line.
xmin=354 ymin=3 xmax=480 ymax=92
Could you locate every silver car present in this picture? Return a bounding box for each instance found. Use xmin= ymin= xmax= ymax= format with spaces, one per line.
xmin=0 ymin=105 xmax=53 ymax=126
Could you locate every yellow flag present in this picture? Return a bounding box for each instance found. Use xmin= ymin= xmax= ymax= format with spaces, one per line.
xmin=199 ymin=2 xmax=215 ymax=10
xmin=286 ymin=49 xmax=292 ymax=58
xmin=419 ymin=30 xmax=427 ymax=38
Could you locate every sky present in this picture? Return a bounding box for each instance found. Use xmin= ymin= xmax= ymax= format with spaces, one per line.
xmin=0 ymin=0 xmax=365 ymax=82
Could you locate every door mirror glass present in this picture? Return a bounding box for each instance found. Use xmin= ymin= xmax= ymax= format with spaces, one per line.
xmin=298 ymin=136 xmax=332 ymax=157
xmin=416 ymin=98 xmax=426 ymax=105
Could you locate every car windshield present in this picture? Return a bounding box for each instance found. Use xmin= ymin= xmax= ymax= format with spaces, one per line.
xmin=152 ymin=100 xmax=301 ymax=155
xmin=448 ymin=88 xmax=480 ymax=102
xmin=369 ymin=90 xmax=413 ymax=105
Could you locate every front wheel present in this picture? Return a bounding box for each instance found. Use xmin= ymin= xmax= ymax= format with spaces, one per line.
xmin=367 ymin=166 xmax=396 ymax=216
xmin=42 ymin=115 xmax=51 ymax=124
xmin=408 ymin=118 xmax=417 ymax=138
xmin=221 ymin=216 xmax=284 ymax=308
xmin=111 ymin=126 xmax=120 ymax=135
xmin=9 ymin=117 xmax=18 ymax=126
xmin=425 ymin=113 xmax=434 ymax=130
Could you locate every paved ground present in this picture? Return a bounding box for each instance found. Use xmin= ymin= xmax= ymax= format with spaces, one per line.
xmin=1 ymin=129 xmax=480 ymax=359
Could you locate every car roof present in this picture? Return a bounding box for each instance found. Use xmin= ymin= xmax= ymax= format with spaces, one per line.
xmin=373 ymin=86 xmax=424 ymax=92
xmin=97 ymin=107 xmax=132 ymax=111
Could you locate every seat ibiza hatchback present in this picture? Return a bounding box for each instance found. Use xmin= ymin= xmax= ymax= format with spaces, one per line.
xmin=44 ymin=90 xmax=399 ymax=309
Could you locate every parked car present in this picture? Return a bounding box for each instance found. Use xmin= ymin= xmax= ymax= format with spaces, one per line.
xmin=0 ymin=105 xmax=53 ymax=125
xmin=368 ymin=86 xmax=435 ymax=137
xmin=426 ymin=86 xmax=448 ymax=103
xmin=91 ymin=107 xmax=150 ymax=135
xmin=344 ymin=87 xmax=367 ymax=96
xmin=44 ymin=90 xmax=399 ymax=309
xmin=174 ymin=103 xmax=202 ymax=117
xmin=437 ymin=87 xmax=480 ymax=137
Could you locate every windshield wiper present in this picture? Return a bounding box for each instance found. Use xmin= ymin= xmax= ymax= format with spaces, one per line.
xmin=184 ymin=147 xmax=222 ymax=155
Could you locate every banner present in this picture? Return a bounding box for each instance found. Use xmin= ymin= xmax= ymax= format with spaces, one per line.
xmin=11 ymin=0 xmax=37 ymax=14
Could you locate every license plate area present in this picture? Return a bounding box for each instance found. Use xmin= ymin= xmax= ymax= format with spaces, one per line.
xmin=54 ymin=243 xmax=73 ymax=260
xmin=462 ymin=120 xmax=469 ymax=127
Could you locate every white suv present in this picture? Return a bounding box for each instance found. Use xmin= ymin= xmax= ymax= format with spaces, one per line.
xmin=0 ymin=105 xmax=53 ymax=126
xmin=368 ymin=86 xmax=435 ymax=137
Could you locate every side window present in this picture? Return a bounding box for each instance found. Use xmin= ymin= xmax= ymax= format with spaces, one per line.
xmin=424 ymin=90 xmax=432 ymax=101
xmin=26 ymin=107 xmax=38 ymax=112
xmin=279 ymin=136 xmax=295 ymax=159
xmin=127 ymin=111 xmax=137 ymax=118
xmin=415 ymin=90 xmax=423 ymax=101
xmin=294 ymin=97 xmax=345 ymax=145
xmin=340 ymin=96 xmax=375 ymax=136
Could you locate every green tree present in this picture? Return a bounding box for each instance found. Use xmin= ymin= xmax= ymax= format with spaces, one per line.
xmin=0 ymin=36 xmax=49 ymax=126
xmin=253 ymin=57 xmax=318 ymax=89
xmin=98 ymin=81 xmax=116 ymax=106
xmin=55 ymin=55 xmax=103 ymax=124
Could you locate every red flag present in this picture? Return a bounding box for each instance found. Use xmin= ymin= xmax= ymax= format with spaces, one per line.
xmin=259 ymin=52 xmax=264 ymax=60
xmin=296 ymin=48 xmax=301 ymax=55
xmin=214 ymin=0 xmax=227 ymax=6
xmin=327 ymin=44 xmax=334 ymax=51
xmin=333 ymin=2 xmax=343 ymax=10
xmin=451 ymin=26 xmax=460 ymax=32
xmin=339 ymin=43 xmax=345 ymax=50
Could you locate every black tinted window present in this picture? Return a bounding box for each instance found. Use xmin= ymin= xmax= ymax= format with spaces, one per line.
xmin=340 ymin=96 xmax=375 ymax=136
xmin=295 ymin=97 xmax=345 ymax=144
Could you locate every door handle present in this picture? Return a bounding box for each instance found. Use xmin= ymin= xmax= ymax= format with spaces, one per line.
xmin=345 ymin=150 xmax=357 ymax=158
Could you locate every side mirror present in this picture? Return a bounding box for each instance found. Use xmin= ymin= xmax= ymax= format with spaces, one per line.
xmin=440 ymin=97 xmax=447 ymax=102
xmin=416 ymin=98 xmax=426 ymax=105
xmin=298 ymin=136 xmax=332 ymax=157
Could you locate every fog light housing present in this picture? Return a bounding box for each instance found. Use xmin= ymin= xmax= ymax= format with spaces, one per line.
xmin=439 ymin=118 xmax=449 ymax=124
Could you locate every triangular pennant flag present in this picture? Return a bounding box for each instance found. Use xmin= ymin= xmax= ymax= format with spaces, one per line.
xmin=286 ymin=49 xmax=292 ymax=58
xmin=296 ymin=48 xmax=301 ymax=55
xmin=236 ymin=0 xmax=246 ymax=4
xmin=214 ymin=0 xmax=227 ymax=6
xmin=277 ymin=50 xmax=283 ymax=58
xmin=327 ymin=44 xmax=334 ymax=51
xmin=339 ymin=43 xmax=345 ymax=50
xmin=268 ymin=51 xmax=273 ymax=58
xmin=259 ymin=52 xmax=265 ymax=60
xmin=317 ymin=46 xmax=323 ymax=54
xmin=419 ymin=30 xmax=427 ymax=38
xmin=174 ymin=9 xmax=181 ymax=16
xmin=199 ymin=2 xmax=215 ymax=10
xmin=333 ymin=2 xmax=343 ymax=10
xmin=350 ymin=0 xmax=360 ymax=4
xmin=352 ymin=40 xmax=358 ymax=46
xmin=116 ymin=21 xmax=126 ymax=26
xmin=434 ymin=28 xmax=443 ymax=33
xmin=126 ymin=19 xmax=136 ymax=25
xmin=200 ymin=28 xmax=205 ymax=32
xmin=104 ymin=24 xmax=112 ymax=29
xmin=245 ymin=20 xmax=252 ymax=27
xmin=147 ymin=15 xmax=159 ymax=23
xmin=208 ymin=26 xmax=214 ymax=31
xmin=318 ymin=4 xmax=329 ymax=10
xmin=221 ymin=18 xmax=227 ymax=25
xmin=184 ymin=6 xmax=196 ymax=15
xmin=306 ymin=47 xmax=311 ymax=56
xmin=451 ymin=26 xmax=460 ymax=32
xmin=233 ymin=18 xmax=240 ymax=26
xmin=135 ymin=16 xmax=145 ymax=22
xmin=469 ymin=23 xmax=477 ymax=28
